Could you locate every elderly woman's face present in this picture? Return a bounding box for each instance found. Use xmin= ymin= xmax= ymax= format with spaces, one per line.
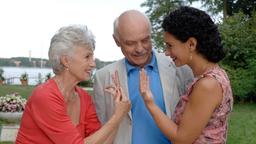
xmin=67 ymin=46 xmax=96 ymax=81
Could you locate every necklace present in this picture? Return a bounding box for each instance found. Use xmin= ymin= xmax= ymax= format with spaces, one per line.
xmin=195 ymin=63 xmax=218 ymax=78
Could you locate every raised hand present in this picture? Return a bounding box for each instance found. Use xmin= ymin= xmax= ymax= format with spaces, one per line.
xmin=105 ymin=70 xmax=130 ymax=118
xmin=139 ymin=68 xmax=154 ymax=104
xmin=105 ymin=71 xmax=120 ymax=100
xmin=113 ymin=86 xmax=130 ymax=118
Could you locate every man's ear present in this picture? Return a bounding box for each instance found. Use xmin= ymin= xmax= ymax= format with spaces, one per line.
xmin=113 ymin=34 xmax=121 ymax=47
xmin=60 ymin=55 xmax=70 ymax=68
xmin=187 ymin=37 xmax=197 ymax=52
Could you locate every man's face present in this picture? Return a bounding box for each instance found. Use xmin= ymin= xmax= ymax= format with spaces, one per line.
xmin=115 ymin=23 xmax=152 ymax=68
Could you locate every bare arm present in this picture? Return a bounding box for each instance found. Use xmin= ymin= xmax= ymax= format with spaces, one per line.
xmin=103 ymin=129 xmax=118 ymax=144
xmin=140 ymin=69 xmax=222 ymax=144
xmin=83 ymin=113 xmax=123 ymax=144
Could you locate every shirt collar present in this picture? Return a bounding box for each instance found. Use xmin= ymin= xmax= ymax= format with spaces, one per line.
xmin=125 ymin=51 xmax=158 ymax=74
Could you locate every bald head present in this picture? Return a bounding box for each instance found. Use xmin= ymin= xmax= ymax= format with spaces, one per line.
xmin=112 ymin=10 xmax=153 ymax=67
xmin=113 ymin=10 xmax=151 ymax=39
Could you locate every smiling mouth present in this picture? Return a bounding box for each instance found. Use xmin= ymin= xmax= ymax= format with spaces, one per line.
xmin=133 ymin=54 xmax=145 ymax=58
xmin=133 ymin=51 xmax=147 ymax=56
xmin=171 ymin=57 xmax=177 ymax=61
xmin=85 ymin=70 xmax=92 ymax=75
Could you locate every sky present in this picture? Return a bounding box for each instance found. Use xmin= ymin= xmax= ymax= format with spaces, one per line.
xmin=0 ymin=0 xmax=147 ymax=61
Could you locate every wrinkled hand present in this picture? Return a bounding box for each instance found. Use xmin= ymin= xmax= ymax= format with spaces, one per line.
xmin=139 ymin=68 xmax=154 ymax=104
xmin=105 ymin=70 xmax=130 ymax=118
xmin=105 ymin=70 xmax=120 ymax=100
xmin=113 ymin=86 xmax=130 ymax=118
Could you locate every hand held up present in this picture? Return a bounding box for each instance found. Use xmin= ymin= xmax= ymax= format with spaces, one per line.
xmin=105 ymin=70 xmax=130 ymax=119
xmin=139 ymin=68 xmax=154 ymax=105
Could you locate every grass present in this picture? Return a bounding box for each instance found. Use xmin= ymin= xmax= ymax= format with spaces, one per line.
xmin=227 ymin=103 xmax=256 ymax=144
xmin=0 ymin=85 xmax=34 ymax=99
xmin=0 ymin=85 xmax=93 ymax=99
xmin=0 ymin=85 xmax=34 ymax=127
xmin=0 ymin=85 xmax=255 ymax=143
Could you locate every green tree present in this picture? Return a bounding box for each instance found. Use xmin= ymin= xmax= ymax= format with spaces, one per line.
xmin=189 ymin=0 xmax=256 ymax=18
xmin=191 ymin=0 xmax=226 ymax=17
xmin=220 ymin=11 xmax=256 ymax=102
xmin=141 ymin=0 xmax=187 ymax=50
xmin=228 ymin=0 xmax=256 ymax=17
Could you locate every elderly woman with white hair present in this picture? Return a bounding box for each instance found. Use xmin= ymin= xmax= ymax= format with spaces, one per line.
xmin=16 ymin=25 xmax=130 ymax=144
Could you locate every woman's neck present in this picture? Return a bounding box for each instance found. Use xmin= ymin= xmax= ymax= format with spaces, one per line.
xmin=189 ymin=57 xmax=217 ymax=77
xmin=53 ymin=74 xmax=78 ymax=103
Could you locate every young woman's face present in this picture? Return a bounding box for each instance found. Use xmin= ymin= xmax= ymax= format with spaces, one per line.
xmin=163 ymin=32 xmax=191 ymax=67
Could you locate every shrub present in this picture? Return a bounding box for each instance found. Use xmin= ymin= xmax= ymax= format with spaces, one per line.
xmin=219 ymin=11 xmax=256 ymax=102
xmin=0 ymin=93 xmax=27 ymax=112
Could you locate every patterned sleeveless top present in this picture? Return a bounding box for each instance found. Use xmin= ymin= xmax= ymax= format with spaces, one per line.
xmin=173 ymin=65 xmax=233 ymax=144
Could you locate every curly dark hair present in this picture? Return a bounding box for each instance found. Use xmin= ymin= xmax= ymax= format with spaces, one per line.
xmin=162 ymin=6 xmax=225 ymax=63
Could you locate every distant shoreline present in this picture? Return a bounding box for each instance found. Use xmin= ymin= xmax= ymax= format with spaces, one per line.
xmin=0 ymin=57 xmax=114 ymax=69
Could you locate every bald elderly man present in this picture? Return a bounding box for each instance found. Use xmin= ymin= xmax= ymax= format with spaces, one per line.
xmin=93 ymin=10 xmax=193 ymax=144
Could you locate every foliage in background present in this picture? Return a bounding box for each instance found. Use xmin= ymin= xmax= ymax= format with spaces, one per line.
xmin=220 ymin=11 xmax=256 ymax=102
xmin=226 ymin=0 xmax=256 ymax=17
xmin=141 ymin=0 xmax=187 ymax=50
xmin=220 ymin=12 xmax=256 ymax=68
xmin=189 ymin=0 xmax=256 ymax=19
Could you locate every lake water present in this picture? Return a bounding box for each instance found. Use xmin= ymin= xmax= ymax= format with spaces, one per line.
xmin=1 ymin=67 xmax=54 ymax=85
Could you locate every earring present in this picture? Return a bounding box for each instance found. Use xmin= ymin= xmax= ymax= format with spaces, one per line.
xmin=189 ymin=52 xmax=193 ymax=61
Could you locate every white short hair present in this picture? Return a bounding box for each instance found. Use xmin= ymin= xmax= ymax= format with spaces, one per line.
xmin=48 ymin=25 xmax=95 ymax=74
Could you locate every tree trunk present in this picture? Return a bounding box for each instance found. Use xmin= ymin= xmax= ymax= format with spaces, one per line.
xmin=223 ymin=0 xmax=228 ymax=19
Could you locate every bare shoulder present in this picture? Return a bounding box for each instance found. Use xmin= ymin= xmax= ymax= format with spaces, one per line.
xmin=190 ymin=76 xmax=223 ymax=106
xmin=195 ymin=76 xmax=221 ymax=92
